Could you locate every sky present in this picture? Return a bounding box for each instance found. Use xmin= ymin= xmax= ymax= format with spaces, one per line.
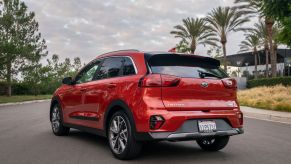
xmin=23 ymin=0 xmax=253 ymax=63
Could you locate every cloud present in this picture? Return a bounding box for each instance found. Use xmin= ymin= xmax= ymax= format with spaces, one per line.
xmin=23 ymin=0 xmax=249 ymax=63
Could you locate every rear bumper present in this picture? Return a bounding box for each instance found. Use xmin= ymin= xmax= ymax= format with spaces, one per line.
xmin=135 ymin=118 xmax=244 ymax=141
xmin=149 ymin=128 xmax=244 ymax=140
xmin=136 ymin=128 xmax=243 ymax=141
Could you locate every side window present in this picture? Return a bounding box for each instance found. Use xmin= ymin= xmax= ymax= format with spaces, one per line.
xmin=75 ymin=61 xmax=100 ymax=84
xmin=95 ymin=57 xmax=123 ymax=80
xmin=122 ymin=57 xmax=136 ymax=76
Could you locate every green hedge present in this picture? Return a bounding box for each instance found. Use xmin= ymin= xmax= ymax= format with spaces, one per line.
xmin=247 ymin=77 xmax=291 ymax=88
xmin=0 ymin=81 xmax=61 ymax=95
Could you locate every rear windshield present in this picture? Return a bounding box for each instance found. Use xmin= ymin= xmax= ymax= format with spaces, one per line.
xmin=147 ymin=54 xmax=228 ymax=79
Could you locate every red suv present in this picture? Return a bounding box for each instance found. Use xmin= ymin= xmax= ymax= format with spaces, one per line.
xmin=50 ymin=50 xmax=243 ymax=159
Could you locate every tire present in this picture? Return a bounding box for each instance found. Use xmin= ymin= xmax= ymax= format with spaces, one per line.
xmin=107 ymin=111 xmax=142 ymax=160
xmin=50 ymin=103 xmax=70 ymax=136
xmin=196 ymin=136 xmax=229 ymax=151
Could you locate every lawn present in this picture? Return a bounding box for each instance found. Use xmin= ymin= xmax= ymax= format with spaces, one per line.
xmin=238 ymin=85 xmax=291 ymax=112
xmin=0 ymin=95 xmax=51 ymax=104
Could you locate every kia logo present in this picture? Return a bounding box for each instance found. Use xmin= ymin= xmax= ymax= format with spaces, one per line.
xmin=201 ymin=82 xmax=208 ymax=88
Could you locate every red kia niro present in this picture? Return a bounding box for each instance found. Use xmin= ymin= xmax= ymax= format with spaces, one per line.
xmin=50 ymin=50 xmax=244 ymax=160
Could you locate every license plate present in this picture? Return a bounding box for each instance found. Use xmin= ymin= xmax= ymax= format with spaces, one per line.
xmin=198 ymin=120 xmax=217 ymax=133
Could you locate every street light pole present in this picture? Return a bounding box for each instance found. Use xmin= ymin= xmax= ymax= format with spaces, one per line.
xmin=245 ymin=62 xmax=249 ymax=78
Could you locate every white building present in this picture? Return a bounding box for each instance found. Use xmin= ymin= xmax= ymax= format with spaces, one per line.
xmin=224 ymin=49 xmax=291 ymax=77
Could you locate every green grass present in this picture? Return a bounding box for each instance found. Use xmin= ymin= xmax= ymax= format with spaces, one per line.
xmin=0 ymin=95 xmax=51 ymax=104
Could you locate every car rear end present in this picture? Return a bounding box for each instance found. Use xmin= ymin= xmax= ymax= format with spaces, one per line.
xmin=135 ymin=53 xmax=243 ymax=141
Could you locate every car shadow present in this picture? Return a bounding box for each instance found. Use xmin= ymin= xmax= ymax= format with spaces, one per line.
xmin=66 ymin=130 xmax=232 ymax=162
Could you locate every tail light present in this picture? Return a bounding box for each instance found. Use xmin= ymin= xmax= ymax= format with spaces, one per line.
xmin=139 ymin=74 xmax=180 ymax=87
xmin=222 ymin=78 xmax=237 ymax=89
xmin=150 ymin=115 xmax=165 ymax=130
xmin=238 ymin=112 xmax=243 ymax=125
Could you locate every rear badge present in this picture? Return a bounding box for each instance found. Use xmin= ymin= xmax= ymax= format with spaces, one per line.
xmin=201 ymin=82 xmax=208 ymax=88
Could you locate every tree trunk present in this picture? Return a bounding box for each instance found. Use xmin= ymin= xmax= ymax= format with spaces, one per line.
xmin=274 ymin=43 xmax=279 ymax=76
xmin=265 ymin=44 xmax=269 ymax=78
xmin=222 ymin=42 xmax=227 ymax=72
xmin=190 ymin=40 xmax=196 ymax=54
xmin=254 ymin=49 xmax=258 ymax=79
xmin=265 ymin=18 xmax=276 ymax=77
xmin=6 ymin=60 xmax=12 ymax=97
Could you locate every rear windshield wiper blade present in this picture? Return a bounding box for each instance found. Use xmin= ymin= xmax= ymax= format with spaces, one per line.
xmin=198 ymin=70 xmax=222 ymax=79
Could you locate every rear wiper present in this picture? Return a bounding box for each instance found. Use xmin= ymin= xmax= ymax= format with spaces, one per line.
xmin=198 ymin=70 xmax=222 ymax=79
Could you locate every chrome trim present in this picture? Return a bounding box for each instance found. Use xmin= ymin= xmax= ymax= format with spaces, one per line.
xmin=167 ymin=128 xmax=243 ymax=139
xmin=148 ymin=128 xmax=244 ymax=140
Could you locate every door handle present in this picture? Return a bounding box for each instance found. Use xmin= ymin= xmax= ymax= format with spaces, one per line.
xmin=107 ymin=83 xmax=117 ymax=88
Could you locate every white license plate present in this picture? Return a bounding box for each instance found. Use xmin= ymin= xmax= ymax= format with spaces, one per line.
xmin=198 ymin=120 xmax=217 ymax=133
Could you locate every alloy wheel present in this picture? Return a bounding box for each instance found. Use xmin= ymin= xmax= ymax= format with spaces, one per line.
xmin=109 ymin=115 xmax=128 ymax=154
xmin=51 ymin=106 xmax=61 ymax=132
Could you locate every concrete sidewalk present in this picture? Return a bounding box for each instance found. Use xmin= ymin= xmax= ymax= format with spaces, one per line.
xmin=241 ymin=106 xmax=291 ymax=124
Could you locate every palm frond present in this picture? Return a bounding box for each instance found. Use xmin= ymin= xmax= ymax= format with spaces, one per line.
xmin=170 ymin=17 xmax=219 ymax=52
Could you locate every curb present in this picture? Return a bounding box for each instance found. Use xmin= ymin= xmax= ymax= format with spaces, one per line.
xmin=241 ymin=106 xmax=291 ymax=124
xmin=0 ymin=99 xmax=50 ymax=107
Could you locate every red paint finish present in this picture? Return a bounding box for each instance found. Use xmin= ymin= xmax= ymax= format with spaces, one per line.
xmin=52 ymin=50 xmax=243 ymax=136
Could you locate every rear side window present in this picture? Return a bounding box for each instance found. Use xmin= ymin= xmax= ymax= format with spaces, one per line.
xmin=95 ymin=57 xmax=136 ymax=80
xmin=147 ymin=54 xmax=228 ymax=79
xmin=96 ymin=57 xmax=123 ymax=79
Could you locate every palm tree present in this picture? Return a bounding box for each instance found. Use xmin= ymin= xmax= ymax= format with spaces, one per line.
xmin=253 ymin=21 xmax=280 ymax=77
xmin=239 ymin=33 xmax=260 ymax=79
xmin=170 ymin=17 xmax=218 ymax=54
xmin=205 ymin=7 xmax=250 ymax=72
xmin=253 ymin=21 xmax=269 ymax=77
xmin=234 ymin=0 xmax=277 ymax=77
xmin=176 ymin=39 xmax=191 ymax=53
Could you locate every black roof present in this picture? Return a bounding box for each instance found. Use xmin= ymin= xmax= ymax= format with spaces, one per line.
xmin=224 ymin=49 xmax=291 ymax=67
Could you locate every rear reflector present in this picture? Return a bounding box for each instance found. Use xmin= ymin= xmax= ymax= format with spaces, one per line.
xmin=150 ymin=115 xmax=165 ymax=130
xmin=222 ymin=78 xmax=237 ymax=89
xmin=139 ymin=74 xmax=180 ymax=87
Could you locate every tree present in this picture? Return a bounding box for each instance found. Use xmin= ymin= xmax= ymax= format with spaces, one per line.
xmin=22 ymin=55 xmax=84 ymax=95
xmin=0 ymin=0 xmax=47 ymax=96
xmin=205 ymin=6 xmax=250 ymax=72
xmin=262 ymin=0 xmax=291 ymax=47
xmin=239 ymin=33 xmax=260 ymax=79
xmin=22 ymin=62 xmax=45 ymax=95
xmin=175 ymin=39 xmax=191 ymax=53
xmin=253 ymin=21 xmax=270 ymax=77
xmin=234 ymin=0 xmax=279 ymax=77
xmin=170 ymin=17 xmax=218 ymax=54
xmin=253 ymin=21 xmax=280 ymax=77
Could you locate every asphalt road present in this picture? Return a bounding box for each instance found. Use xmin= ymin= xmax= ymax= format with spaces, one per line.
xmin=1 ymin=101 xmax=291 ymax=164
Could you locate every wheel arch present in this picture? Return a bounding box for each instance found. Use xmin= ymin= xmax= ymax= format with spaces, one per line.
xmin=103 ymin=99 xmax=136 ymax=137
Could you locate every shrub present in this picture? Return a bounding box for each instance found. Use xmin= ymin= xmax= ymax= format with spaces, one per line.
xmin=0 ymin=81 xmax=60 ymax=95
xmin=238 ymin=85 xmax=291 ymax=112
xmin=247 ymin=77 xmax=291 ymax=88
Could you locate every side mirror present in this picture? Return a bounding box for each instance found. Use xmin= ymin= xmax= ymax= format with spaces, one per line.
xmin=62 ymin=77 xmax=74 ymax=85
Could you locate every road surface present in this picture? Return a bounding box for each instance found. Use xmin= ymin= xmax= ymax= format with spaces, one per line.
xmin=0 ymin=101 xmax=291 ymax=164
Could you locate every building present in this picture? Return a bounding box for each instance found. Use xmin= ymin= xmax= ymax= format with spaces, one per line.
xmin=224 ymin=49 xmax=291 ymax=77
